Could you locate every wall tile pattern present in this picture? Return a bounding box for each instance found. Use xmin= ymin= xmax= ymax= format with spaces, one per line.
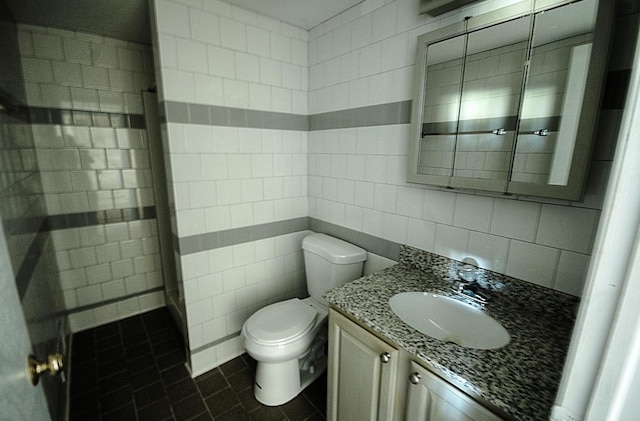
xmin=151 ymin=0 xmax=311 ymax=373
xmin=152 ymin=0 xmax=635 ymax=374
xmin=307 ymin=0 xmax=625 ymax=297
xmin=17 ymin=24 xmax=155 ymax=114
xmin=17 ymin=25 xmax=165 ymax=331
xmin=0 ymin=9 xmax=68 ymax=418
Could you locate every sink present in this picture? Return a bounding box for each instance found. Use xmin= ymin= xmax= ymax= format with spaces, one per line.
xmin=389 ymin=292 xmax=510 ymax=349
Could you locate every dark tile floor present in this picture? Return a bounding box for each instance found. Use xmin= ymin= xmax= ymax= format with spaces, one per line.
xmin=68 ymin=307 xmax=327 ymax=421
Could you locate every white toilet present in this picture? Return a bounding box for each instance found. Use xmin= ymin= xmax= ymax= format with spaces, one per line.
xmin=241 ymin=233 xmax=367 ymax=406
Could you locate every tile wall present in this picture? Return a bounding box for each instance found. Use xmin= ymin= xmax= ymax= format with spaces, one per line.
xmin=151 ymin=0 xmax=633 ymax=376
xmin=150 ymin=0 xmax=312 ymax=375
xmin=307 ymin=0 xmax=621 ymax=296
xmin=0 ymin=3 xmax=68 ymax=418
xmin=16 ymin=24 xmax=166 ymax=332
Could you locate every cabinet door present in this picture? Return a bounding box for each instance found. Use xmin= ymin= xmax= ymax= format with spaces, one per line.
xmin=327 ymin=309 xmax=399 ymax=421
xmin=405 ymin=361 xmax=502 ymax=421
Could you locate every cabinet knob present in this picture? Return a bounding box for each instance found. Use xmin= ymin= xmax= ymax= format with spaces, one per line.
xmin=409 ymin=372 xmax=421 ymax=385
xmin=380 ymin=352 xmax=391 ymax=363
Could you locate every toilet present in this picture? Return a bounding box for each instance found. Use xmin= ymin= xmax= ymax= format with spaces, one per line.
xmin=241 ymin=233 xmax=367 ymax=406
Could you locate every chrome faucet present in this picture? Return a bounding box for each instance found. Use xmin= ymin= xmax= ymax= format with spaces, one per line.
xmin=454 ymin=281 xmax=489 ymax=306
xmin=452 ymin=258 xmax=489 ymax=306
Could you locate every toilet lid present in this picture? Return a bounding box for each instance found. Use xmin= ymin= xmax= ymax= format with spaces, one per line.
xmin=245 ymin=298 xmax=317 ymax=345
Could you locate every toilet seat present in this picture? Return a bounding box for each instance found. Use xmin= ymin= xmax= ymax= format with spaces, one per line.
xmin=244 ymin=298 xmax=317 ymax=346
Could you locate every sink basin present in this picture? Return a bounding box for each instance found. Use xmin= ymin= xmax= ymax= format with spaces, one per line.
xmin=389 ymin=292 xmax=510 ymax=349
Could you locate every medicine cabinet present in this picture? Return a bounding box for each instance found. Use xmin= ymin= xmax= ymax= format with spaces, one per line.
xmin=408 ymin=0 xmax=614 ymax=200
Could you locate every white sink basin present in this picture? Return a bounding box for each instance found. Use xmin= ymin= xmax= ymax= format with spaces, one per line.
xmin=389 ymin=292 xmax=510 ymax=349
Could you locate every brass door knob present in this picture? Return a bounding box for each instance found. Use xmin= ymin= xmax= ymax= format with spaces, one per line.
xmin=28 ymin=353 xmax=63 ymax=386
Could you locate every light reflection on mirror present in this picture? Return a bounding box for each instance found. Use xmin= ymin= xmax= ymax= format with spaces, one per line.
xmin=512 ymin=0 xmax=597 ymax=186
xmin=417 ymin=0 xmax=598 ymax=187
xmin=455 ymin=16 xmax=530 ymax=181
xmin=418 ymin=35 xmax=465 ymax=176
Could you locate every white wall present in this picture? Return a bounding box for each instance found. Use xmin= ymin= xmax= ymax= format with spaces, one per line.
xmin=307 ymin=0 xmax=613 ymax=296
xmin=150 ymin=0 xmax=619 ymax=375
xmin=552 ymin=12 xmax=640 ymax=418
xmin=150 ymin=0 xmax=311 ymax=374
xmin=16 ymin=25 xmax=165 ymax=331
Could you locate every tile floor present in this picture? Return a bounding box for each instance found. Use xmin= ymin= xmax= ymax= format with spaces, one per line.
xmin=68 ymin=308 xmax=327 ymax=420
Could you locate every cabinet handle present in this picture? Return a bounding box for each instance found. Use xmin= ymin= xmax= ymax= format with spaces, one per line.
xmin=380 ymin=352 xmax=391 ymax=363
xmin=409 ymin=372 xmax=421 ymax=385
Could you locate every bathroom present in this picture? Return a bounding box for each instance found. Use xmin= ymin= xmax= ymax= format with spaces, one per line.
xmin=0 ymin=0 xmax=639 ymax=419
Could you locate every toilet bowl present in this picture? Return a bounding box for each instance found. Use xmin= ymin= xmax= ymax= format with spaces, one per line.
xmin=242 ymin=296 xmax=328 ymax=405
xmin=241 ymin=233 xmax=366 ymax=406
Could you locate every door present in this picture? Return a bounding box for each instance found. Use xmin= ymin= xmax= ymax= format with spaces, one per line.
xmin=0 ymin=223 xmax=51 ymax=421
xmin=405 ymin=361 xmax=502 ymax=421
xmin=327 ymin=309 xmax=400 ymax=421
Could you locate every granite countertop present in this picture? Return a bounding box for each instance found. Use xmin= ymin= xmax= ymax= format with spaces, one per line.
xmin=324 ymin=247 xmax=579 ymax=421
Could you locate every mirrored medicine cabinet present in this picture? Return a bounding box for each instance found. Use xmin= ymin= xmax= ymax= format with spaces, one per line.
xmin=408 ymin=0 xmax=615 ymax=200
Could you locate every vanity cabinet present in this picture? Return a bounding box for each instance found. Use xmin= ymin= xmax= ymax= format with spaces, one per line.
xmin=405 ymin=361 xmax=502 ymax=421
xmin=328 ymin=309 xmax=504 ymax=421
xmin=327 ymin=309 xmax=403 ymax=421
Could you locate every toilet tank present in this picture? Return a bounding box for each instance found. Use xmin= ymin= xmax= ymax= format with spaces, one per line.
xmin=302 ymin=234 xmax=367 ymax=304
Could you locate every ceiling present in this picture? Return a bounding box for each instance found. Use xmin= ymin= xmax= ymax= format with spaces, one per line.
xmin=3 ymin=0 xmax=363 ymax=45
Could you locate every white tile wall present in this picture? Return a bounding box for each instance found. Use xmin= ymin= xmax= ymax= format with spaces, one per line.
xmin=151 ymin=0 xmax=616 ymax=372
xmin=151 ymin=0 xmax=311 ymax=360
xmin=32 ymin=125 xmax=153 ymax=214
xmin=53 ymin=220 xmax=163 ymax=315
xmin=307 ymin=0 xmax=609 ymax=297
xmin=68 ymin=291 xmax=165 ymax=333
xmin=17 ymin=24 xmax=165 ymax=332
xmin=154 ymin=0 xmax=308 ymax=113
xmin=181 ymin=232 xmax=307 ymax=351
xmin=164 ymin=123 xmax=307 ymax=237
xmin=18 ymin=25 xmax=154 ymax=113
xmin=20 ymin=27 xmax=156 ymax=214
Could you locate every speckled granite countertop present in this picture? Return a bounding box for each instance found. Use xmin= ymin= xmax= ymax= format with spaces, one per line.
xmin=324 ymin=246 xmax=579 ymax=421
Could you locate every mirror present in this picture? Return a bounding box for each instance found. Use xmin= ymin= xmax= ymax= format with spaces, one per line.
xmin=509 ymin=0 xmax=598 ymax=193
xmin=409 ymin=0 xmax=612 ymax=200
xmin=452 ymin=15 xmax=530 ymax=191
xmin=418 ymin=35 xmax=465 ymax=180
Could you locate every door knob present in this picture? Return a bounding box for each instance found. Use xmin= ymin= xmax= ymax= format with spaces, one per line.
xmin=28 ymin=353 xmax=63 ymax=386
xmin=409 ymin=372 xmax=421 ymax=385
xmin=380 ymin=352 xmax=391 ymax=363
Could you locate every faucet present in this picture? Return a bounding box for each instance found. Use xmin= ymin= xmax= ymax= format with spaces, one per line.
xmin=452 ymin=258 xmax=489 ymax=306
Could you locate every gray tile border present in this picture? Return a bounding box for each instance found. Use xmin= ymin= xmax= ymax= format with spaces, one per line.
xmin=179 ymin=235 xmax=202 ymax=256
xmin=189 ymin=103 xmax=210 ymax=125
xmin=309 ymin=101 xmax=413 ymax=131
xmin=165 ymin=101 xmax=190 ymax=124
xmin=62 ymin=286 xmax=165 ymax=317
xmin=24 ymin=106 xmax=146 ymax=129
xmin=163 ymin=100 xmax=310 ymax=131
xmin=177 ymin=217 xmax=310 ymax=255
xmin=16 ymin=226 xmax=48 ymax=301
xmin=229 ymin=108 xmax=248 ymax=127
xmin=174 ymin=216 xmax=399 ymax=262
xmin=45 ymin=206 xmax=157 ymax=231
xmin=161 ymin=100 xmax=413 ymax=132
xmin=309 ymin=218 xmax=401 ymax=262
xmin=210 ymin=105 xmax=230 ymax=126
xmin=192 ymin=331 xmax=240 ymax=354
xmin=421 ymin=115 xmax=561 ymax=136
